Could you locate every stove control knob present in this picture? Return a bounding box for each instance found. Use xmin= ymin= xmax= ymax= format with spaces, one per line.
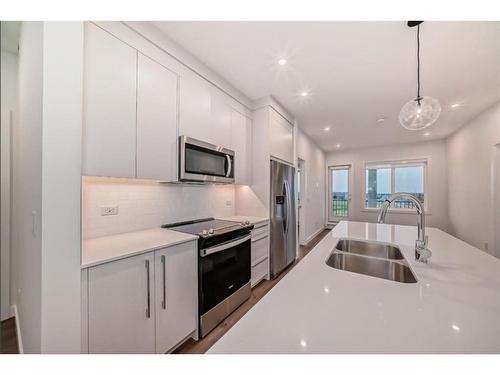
xmin=208 ymin=228 xmax=214 ymax=235
xmin=202 ymin=230 xmax=208 ymax=236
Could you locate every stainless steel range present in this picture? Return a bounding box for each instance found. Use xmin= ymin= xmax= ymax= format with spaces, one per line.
xmin=162 ymin=218 xmax=254 ymax=337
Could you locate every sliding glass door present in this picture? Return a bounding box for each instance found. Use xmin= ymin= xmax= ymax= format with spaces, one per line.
xmin=328 ymin=165 xmax=351 ymax=222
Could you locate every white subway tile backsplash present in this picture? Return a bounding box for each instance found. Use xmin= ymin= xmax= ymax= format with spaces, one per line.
xmin=82 ymin=177 xmax=236 ymax=239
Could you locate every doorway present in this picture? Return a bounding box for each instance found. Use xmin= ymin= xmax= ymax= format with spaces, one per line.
xmin=328 ymin=165 xmax=352 ymax=223
xmin=494 ymin=144 xmax=500 ymax=258
xmin=297 ymin=158 xmax=306 ymax=245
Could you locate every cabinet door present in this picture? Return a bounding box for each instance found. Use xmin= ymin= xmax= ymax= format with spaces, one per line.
xmin=88 ymin=252 xmax=155 ymax=353
xmin=137 ymin=53 xmax=178 ymax=181
xmin=179 ymin=73 xmax=211 ymax=142
xmin=210 ymin=90 xmax=232 ymax=147
xmin=83 ymin=23 xmax=137 ymax=178
xmin=269 ymin=109 xmax=294 ymax=164
xmin=230 ymin=109 xmax=252 ymax=185
xmin=155 ymin=241 xmax=197 ymax=353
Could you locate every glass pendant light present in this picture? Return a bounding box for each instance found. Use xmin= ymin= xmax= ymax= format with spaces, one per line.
xmin=399 ymin=21 xmax=441 ymax=131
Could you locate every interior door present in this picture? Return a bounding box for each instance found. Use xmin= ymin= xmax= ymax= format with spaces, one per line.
xmin=328 ymin=165 xmax=352 ymax=222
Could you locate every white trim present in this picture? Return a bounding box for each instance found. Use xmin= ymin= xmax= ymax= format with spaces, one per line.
xmin=10 ymin=304 xmax=23 ymax=354
xmin=362 ymin=158 xmax=429 ymax=212
xmin=303 ymin=226 xmax=326 ymax=245
xmin=328 ymin=164 xmax=352 ymax=222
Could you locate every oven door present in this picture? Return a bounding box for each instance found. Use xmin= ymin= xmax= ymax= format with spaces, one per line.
xmin=199 ymin=234 xmax=251 ymax=315
xmin=179 ymin=136 xmax=235 ymax=183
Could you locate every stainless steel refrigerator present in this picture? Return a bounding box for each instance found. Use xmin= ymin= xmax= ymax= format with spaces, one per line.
xmin=270 ymin=159 xmax=297 ymax=278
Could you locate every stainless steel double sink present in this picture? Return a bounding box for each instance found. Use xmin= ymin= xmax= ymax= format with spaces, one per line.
xmin=326 ymin=239 xmax=417 ymax=283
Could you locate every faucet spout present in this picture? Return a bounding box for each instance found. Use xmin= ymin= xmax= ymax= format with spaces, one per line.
xmin=376 ymin=192 xmax=431 ymax=263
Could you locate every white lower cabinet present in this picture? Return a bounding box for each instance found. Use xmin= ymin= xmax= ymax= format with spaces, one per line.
xmin=86 ymin=241 xmax=197 ymax=354
xmin=88 ymin=252 xmax=156 ymax=353
xmin=250 ymin=222 xmax=270 ymax=287
xmin=154 ymin=242 xmax=197 ymax=354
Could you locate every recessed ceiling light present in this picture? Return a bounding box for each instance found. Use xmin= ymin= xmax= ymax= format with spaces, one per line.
xmin=300 ymin=91 xmax=309 ymax=97
xmin=376 ymin=118 xmax=386 ymax=124
xmin=423 ymin=132 xmax=431 ymax=137
xmin=335 ymin=144 xmax=341 ymax=148
xmin=278 ymin=58 xmax=287 ymax=66
xmin=324 ymin=127 xmax=331 ymax=132
xmin=451 ymin=103 xmax=460 ymax=108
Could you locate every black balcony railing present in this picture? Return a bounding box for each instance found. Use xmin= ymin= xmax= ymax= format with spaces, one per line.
xmin=331 ymin=193 xmax=424 ymax=218
xmin=332 ymin=199 xmax=348 ymax=217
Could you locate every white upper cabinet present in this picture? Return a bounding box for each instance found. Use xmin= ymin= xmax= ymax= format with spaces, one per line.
xmin=179 ymin=73 xmax=212 ymax=142
xmin=154 ymin=242 xmax=197 ymax=354
xmin=209 ymin=89 xmax=232 ymax=147
xmin=83 ymin=23 xmax=137 ymax=178
xmin=269 ymin=108 xmax=294 ymax=164
xmin=136 ymin=53 xmax=178 ymax=181
xmin=231 ymin=110 xmax=252 ymax=185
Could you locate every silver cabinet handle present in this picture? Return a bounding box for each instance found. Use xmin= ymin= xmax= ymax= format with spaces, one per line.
xmin=225 ymin=154 xmax=232 ymax=177
xmin=145 ymin=259 xmax=151 ymax=318
xmin=161 ymin=255 xmax=166 ymax=310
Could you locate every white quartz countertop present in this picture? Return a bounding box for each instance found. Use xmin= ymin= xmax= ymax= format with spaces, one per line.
xmin=82 ymin=228 xmax=197 ymax=269
xmin=218 ymin=216 xmax=269 ymax=226
xmin=208 ymin=221 xmax=500 ymax=353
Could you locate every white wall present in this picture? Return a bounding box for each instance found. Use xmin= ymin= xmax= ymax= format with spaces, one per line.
xmin=325 ymin=140 xmax=449 ymax=231
xmin=296 ymin=129 xmax=326 ymax=243
xmin=83 ymin=178 xmax=236 ymax=239
xmin=447 ymin=101 xmax=500 ymax=255
xmin=1 ymin=50 xmax=17 ymax=320
xmin=40 ymin=22 xmax=83 ymax=353
xmin=13 ymin=21 xmax=43 ymax=353
xmin=11 ymin=21 xmax=84 ymax=354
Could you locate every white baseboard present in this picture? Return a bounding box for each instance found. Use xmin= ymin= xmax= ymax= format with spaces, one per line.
xmin=10 ymin=304 xmax=23 ymax=354
xmin=303 ymin=226 xmax=326 ymax=245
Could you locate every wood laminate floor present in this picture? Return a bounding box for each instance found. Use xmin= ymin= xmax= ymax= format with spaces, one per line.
xmin=0 ymin=317 xmax=19 ymax=354
xmin=174 ymin=228 xmax=331 ymax=354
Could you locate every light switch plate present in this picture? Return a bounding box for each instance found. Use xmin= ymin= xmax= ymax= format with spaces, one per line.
xmin=101 ymin=205 xmax=118 ymax=216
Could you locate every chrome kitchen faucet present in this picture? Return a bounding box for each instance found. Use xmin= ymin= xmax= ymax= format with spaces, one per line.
xmin=377 ymin=193 xmax=432 ymax=263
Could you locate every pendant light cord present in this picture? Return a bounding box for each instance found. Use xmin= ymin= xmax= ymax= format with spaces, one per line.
xmin=417 ymin=24 xmax=421 ymax=102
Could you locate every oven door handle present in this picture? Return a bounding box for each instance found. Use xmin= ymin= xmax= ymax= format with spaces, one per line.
xmin=200 ymin=234 xmax=251 ymax=257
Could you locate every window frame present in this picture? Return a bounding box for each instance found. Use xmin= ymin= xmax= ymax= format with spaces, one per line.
xmin=362 ymin=159 xmax=429 ymax=213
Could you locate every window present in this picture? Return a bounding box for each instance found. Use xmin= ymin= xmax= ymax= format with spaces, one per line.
xmin=365 ymin=160 xmax=426 ymax=210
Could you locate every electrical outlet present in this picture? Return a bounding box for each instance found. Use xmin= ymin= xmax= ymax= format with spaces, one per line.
xmin=101 ymin=205 xmax=118 ymax=216
xmin=226 ymin=200 xmax=233 ymax=206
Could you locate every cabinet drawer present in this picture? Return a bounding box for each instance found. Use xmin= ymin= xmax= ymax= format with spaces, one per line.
xmin=251 ymin=235 xmax=269 ymax=266
xmin=252 ymin=224 xmax=269 ymax=240
xmin=251 ymin=258 xmax=268 ymax=287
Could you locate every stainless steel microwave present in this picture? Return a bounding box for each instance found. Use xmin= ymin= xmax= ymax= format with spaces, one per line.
xmin=179 ymin=136 xmax=235 ymax=183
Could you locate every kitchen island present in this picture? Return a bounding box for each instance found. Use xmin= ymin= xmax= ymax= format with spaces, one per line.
xmin=208 ymin=221 xmax=500 ymax=353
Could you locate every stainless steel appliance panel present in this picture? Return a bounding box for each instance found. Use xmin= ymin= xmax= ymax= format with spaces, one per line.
xmin=270 ymin=160 xmax=296 ymax=278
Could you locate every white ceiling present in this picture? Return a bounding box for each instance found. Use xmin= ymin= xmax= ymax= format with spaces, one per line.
xmin=154 ymin=21 xmax=500 ymax=151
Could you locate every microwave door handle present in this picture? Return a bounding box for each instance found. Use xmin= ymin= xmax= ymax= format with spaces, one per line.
xmin=225 ymin=155 xmax=232 ymax=177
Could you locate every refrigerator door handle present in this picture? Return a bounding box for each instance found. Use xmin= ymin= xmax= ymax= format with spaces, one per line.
xmin=284 ymin=180 xmax=291 ymax=234
xmin=282 ymin=180 xmax=288 ymax=234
